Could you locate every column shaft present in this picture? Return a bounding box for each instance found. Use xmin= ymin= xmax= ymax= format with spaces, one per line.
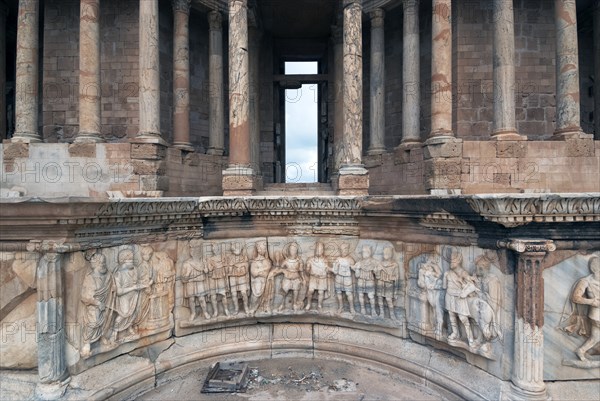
xmin=492 ymin=0 xmax=521 ymax=140
xmin=554 ymin=0 xmax=582 ymax=138
xmin=332 ymin=25 xmax=344 ymax=171
xmin=430 ymin=0 xmax=452 ymax=138
xmin=137 ymin=0 xmax=163 ymax=142
xmin=173 ymin=0 xmax=192 ymax=150
xmin=594 ymin=2 xmax=600 ymax=139
xmin=368 ymin=9 xmax=385 ymax=154
xmin=0 ymin=1 xmax=7 ymax=140
xmin=13 ymin=0 xmax=41 ymax=143
xmin=341 ymin=0 xmax=364 ymax=167
xmin=77 ymin=0 xmax=102 ymax=143
xmin=249 ymin=27 xmax=261 ymax=172
xmin=208 ymin=11 xmax=225 ymax=155
xmin=401 ymin=0 xmax=420 ymax=144
xmin=228 ymin=0 xmax=251 ymax=169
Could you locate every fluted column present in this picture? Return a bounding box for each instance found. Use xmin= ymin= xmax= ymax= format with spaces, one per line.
xmin=368 ymin=8 xmax=385 ymax=155
xmin=594 ymin=2 xmax=600 ymax=139
xmin=498 ymin=239 xmax=556 ymax=400
xmin=401 ymin=0 xmax=420 ymax=145
xmin=249 ymin=26 xmax=261 ymax=172
xmin=554 ymin=0 xmax=583 ymax=139
xmin=208 ymin=11 xmax=225 ymax=155
xmin=429 ymin=0 xmax=453 ymax=139
xmin=492 ymin=0 xmax=523 ymax=140
xmin=172 ymin=0 xmax=193 ymax=150
xmin=136 ymin=0 xmax=163 ymax=143
xmin=13 ymin=0 xmax=41 ymax=143
xmin=76 ymin=0 xmax=102 ymax=143
xmin=0 ymin=1 xmax=7 ymax=140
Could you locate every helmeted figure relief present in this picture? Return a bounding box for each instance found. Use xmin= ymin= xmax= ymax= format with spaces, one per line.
xmin=206 ymin=243 xmax=230 ymax=317
xmin=272 ymin=242 xmax=305 ymax=312
xmin=353 ymin=245 xmax=379 ymax=317
xmin=331 ymin=243 xmax=355 ymax=315
xmin=443 ymin=250 xmax=476 ymax=347
xmin=250 ymin=241 xmax=273 ymax=314
xmin=375 ymin=246 xmax=399 ymax=319
xmin=108 ymin=248 xmax=149 ymax=342
xmin=182 ymin=241 xmax=211 ymax=321
xmin=79 ymin=252 xmax=111 ymax=357
xmin=304 ymin=242 xmax=330 ymax=311
xmin=561 ymin=255 xmax=600 ymax=364
xmin=133 ymin=245 xmax=154 ymax=330
xmin=227 ymin=242 xmax=250 ymax=315
xmin=417 ymin=255 xmax=444 ymax=337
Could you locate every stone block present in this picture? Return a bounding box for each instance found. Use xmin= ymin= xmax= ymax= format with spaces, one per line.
xmin=68 ymin=143 xmax=96 ymax=158
xmin=132 ymin=160 xmax=166 ymax=175
xmin=131 ymin=143 xmax=167 ymax=160
xmin=423 ymin=137 xmax=463 ymax=159
xmin=3 ymin=143 xmax=29 ymax=160
xmin=495 ymin=141 xmax=528 ymax=158
xmin=222 ymin=174 xmax=259 ymax=196
xmin=565 ymin=137 xmax=595 ymax=157
xmin=336 ymin=173 xmax=369 ymax=196
xmin=139 ymin=175 xmax=170 ymax=191
xmin=424 ymin=158 xmax=462 ymax=190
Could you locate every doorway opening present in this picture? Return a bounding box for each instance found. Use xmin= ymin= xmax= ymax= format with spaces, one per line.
xmin=284 ymin=61 xmax=319 ymax=183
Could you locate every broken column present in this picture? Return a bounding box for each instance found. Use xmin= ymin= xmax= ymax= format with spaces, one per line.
xmin=12 ymin=0 xmax=41 ymax=143
xmin=368 ymin=8 xmax=385 ymax=155
xmin=491 ymin=0 xmax=524 ymax=141
xmin=223 ymin=0 xmax=259 ymax=195
xmin=336 ymin=0 xmax=369 ymax=195
xmin=76 ymin=0 xmax=103 ymax=143
xmin=172 ymin=0 xmax=193 ymax=151
xmin=208 ymin=11 xmax=225 ymax=156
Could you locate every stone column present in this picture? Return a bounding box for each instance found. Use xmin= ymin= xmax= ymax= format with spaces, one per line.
xmin=429 ymin=0 xmax=453 ymax=140
xmin=76 ymin=0 xmax=102 ymax=143
xmin=337 ymin=0 xmax=369 ymax=195
xmin=594 ymin=2 xmax=600 ymax=139
xmin=498 ymin=239 xmax=556 ymax=400
xmin=400 ymin=0 xmax=420 ymax=145
xmin=332 ymin=24 xmax=344 ymax=172
xmin=249 ymin=26 xmax=261 ymax=173
xmin=491 ymin=0 xmax=523 ymax=141
xmin=33 ymin=242 xmax=71 ymax=399
xmin=553 ymin=0 xmax=584 ymax=139
xmin=12 ymin=0 xmax=41 ymax=143
xmin=172 ymin=0 xmax=193 ymax=150
xmin=0 ymin=1 xmax=7 ymax=140
xmin=368 ymin=8 xmax=385 ymax=155
xmin=136 ymin=0 xmax=164 ymax=144
xmin=223 ymin=0 xmax=258 ymax=194
xmin=208 ymin=11 xmax=225 ymax=155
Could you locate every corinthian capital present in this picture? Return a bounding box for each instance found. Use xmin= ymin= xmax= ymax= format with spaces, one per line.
xmin=173 ymin=0 xmax=191 ymax=13
xmin=208 ymin=10 xmax=223 ymax=30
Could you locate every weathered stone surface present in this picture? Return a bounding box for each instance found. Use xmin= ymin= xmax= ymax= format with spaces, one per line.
xmin=0 ymin=293 xmax=38 ymax=369
xmin=495 ymin=141 xmax=528 ymax=158
xmin=565 ymin=138 xmax=595 ymax=157
xmin=68 ymin=143 xmax=96 ymax=158
xmin=2 ymin=143 xmax=29 ymax=160
xmin=131 ymin=143 xmax=167 ymax=160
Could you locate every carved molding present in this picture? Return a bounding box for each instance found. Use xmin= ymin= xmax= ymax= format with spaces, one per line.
xmin=419 ymin=211 xmax=475 ymax=233
xmin=497 ymin=239 xmax=557 ymax=254
xmin=467 ymin=195 xmax=600 ymax=227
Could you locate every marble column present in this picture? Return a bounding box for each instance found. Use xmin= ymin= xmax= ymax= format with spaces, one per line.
xmin=172 ymin=0 xmax=193 ymax=150
xmin=208 ymin=11 xmax=225 ymax=156
xmin=594 ymin=3 xmax=600 ymax=139
xmin=429 ymin=0 xmax=453 ymax=139
xmin=401 ymin=0 xmax=421 ymax=145
xmin=249 ymin=26 xmax=261 ymax=172
xmin=12 ymin=0 xmax=41 ymax=143
xmin=76 ymin=0 xmax=102 ymax=143
xmin=332 ymin=24 xmax=344 ymax=172
xmin=223 ymin=0 xmax=257 ymax=194
xmin=136 ymin=0 xmax=163 ymax=143
xmin=368 ymin=8 xmax=385 ymax=155
xmin=498 ymin=239 xmax=556 ymax=400
xmin=553 ymin=0 xmax=582 ymax=139
xmin=492 ymin=0 xmax=523 ymax=140
xmin=0 ymin=1 xmax=7 ymax=140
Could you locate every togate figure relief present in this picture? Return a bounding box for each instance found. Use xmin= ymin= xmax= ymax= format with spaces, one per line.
xmin=560 ymin=255 xmax=600 ymax=368
xmin=409 ymin=248 xmax=503 ymax=359
xmin=178 ymin=239 xmax=404 ymax=326
xmin=77 ymin=245 xmax=175 ymax=358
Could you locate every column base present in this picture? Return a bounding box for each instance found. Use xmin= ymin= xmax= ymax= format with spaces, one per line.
xmin=423 ymin=136 xmax=462 ymax=159
xmin=508 ymin=383 xmax=548 ymax=401
xmin=552 ymin=129 xmax=593 ymax=141
xmin=35 ymin=377 xmax=71 ymax=401
xmin=222 ymin=166 xmax=262 ymax=196
xmin=132 ymin=133 xmax=168 ymax=146
xmin=74 ymin=132 xmax=104 ymax=143
xmin=207 ymin=147 xmax=225 ymax=156
xmin=367 ymin=147 xmax=386 ymax=156
xmin=334 ymin=165 xmax=369 ymax=195
xmin=492 ymin=130 xmax=527 ymax=141
xmin=10 ymin=132 xmax=42 ymax=143
xmin=173 ymin=142 xmax=195 ymax=152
